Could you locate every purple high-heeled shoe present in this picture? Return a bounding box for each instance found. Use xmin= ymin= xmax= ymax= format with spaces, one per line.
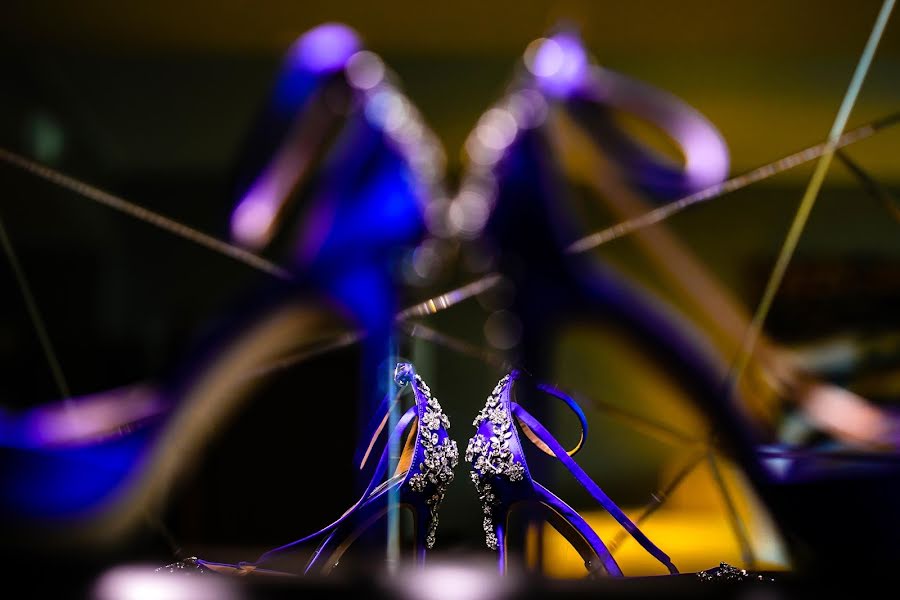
xmin=193 ymin=362 xmax=458 ymax=576
xmin=0 ymin=23 xmax=443 ymax=549
xmin=460 ymin=28 xmax=900 ymax=575
xmin=466 ymin=370 xmax=678 ymax=576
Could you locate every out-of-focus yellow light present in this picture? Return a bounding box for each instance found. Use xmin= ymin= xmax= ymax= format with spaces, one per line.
xmin=539 ymin=453 xmax=791 ymax=578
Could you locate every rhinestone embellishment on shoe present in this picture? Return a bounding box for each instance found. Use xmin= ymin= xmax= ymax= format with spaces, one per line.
xmin=395 ymin=364 xmax=459 ymax=549
xmin=465 ymin=373 xmax=525 ymax=550
xmin=156 ymin=557 xmax=212 ymax=575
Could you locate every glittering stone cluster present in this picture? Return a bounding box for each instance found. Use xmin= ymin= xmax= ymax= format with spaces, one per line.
xmin=156 ymin=557 xmax=211 ymax=575
xmin=697 ymin=562 xmax=776 ymax=583
xmin=465 ymin=373 xmax=525 ymax=550
xmin=396 ymin=366 xmax=459 ymax=549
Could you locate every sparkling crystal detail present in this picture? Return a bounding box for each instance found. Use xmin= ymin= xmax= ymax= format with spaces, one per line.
xmin=408 ymin=473 xmax=427 ymax=492
xmin=697 ymin=562 xmax=776 ymax=583
xmin=155 ymin=557 xmax=211 ymax=575
xmin=394 ymin=362 xmax=415 ymax=386
xmin=403 ymin=368 xmax=458 ymax=550
xmin=422 ymin=410 xmax=441 ymax=430
xmin=465 ymin=373 xmax=524 ymax=550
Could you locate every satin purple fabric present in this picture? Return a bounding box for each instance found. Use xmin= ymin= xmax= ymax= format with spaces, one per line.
xmin=469 ymin=370 xmax=677 ymax=576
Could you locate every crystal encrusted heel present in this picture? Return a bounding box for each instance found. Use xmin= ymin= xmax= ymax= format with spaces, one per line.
xmin=466 ymin=370 xmax=677 ymax=576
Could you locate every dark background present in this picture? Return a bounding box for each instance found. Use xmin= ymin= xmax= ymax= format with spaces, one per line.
xmin=1 ymin=0 xmax=899 ymax=582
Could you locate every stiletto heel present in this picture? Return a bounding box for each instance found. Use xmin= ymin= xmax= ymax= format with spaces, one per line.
xmin=412 ymin=501 xmax=431 ymax=566
xmin=191 ymin=362 xmax=458 ymax=576
xmin=494 ymin=517 xmax=508 ymax=574
xmin=466 ymin=371 xmax=677 ymax=576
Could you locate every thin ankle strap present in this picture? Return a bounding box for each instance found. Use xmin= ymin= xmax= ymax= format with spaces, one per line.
xmin=512 ymin=402 xmax=678 ymax=574
xmin=508 ymin=370 xmax=588 ymax=457
xmin=526 ymin=379 xmax=589 ymax=457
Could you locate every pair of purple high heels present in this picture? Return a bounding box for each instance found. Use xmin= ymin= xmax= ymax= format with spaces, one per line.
xmin=5 ymin=17 xmax=898 ymax=581
xmin=187 ymin=362 xmax=676 ymax=577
